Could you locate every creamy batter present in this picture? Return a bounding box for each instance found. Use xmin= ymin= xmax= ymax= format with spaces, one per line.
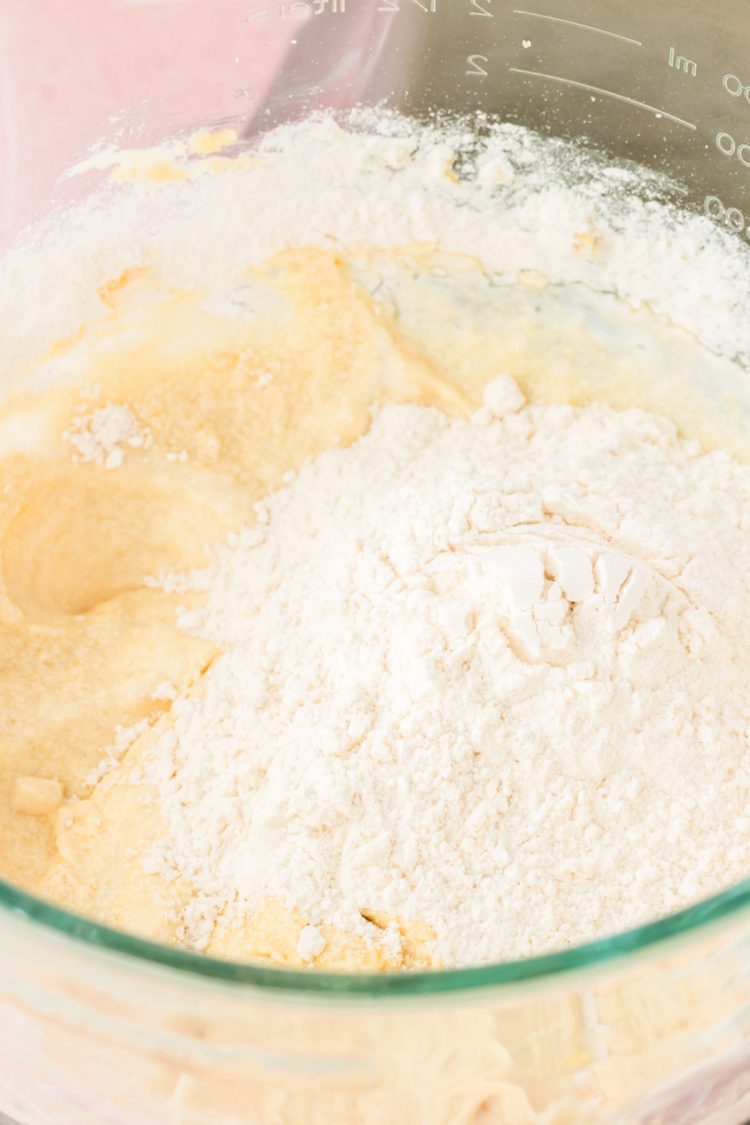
xmin=0 ymin=246 xmax=500 ymax=968
xmin=0 ymin=237 xmax=746 ymax=971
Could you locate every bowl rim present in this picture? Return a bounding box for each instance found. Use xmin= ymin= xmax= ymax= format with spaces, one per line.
xmin=3 ymin=873 xmax=750 ymax=996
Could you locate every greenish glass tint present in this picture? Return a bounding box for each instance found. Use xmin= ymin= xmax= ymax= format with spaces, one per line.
xmin=3 ymin=872 xmax=750 ymax=995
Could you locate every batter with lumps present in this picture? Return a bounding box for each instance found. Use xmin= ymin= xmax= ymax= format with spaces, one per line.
xmin=1 ymin=234 xmax=750 ymax=971
xmin=0 ymin=246 xmax=487 ymax=969
xmin=0 ymin=247 xmax=446 ymax=968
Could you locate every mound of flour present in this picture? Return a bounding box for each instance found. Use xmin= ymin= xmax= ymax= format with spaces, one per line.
xmin=4 ymin=111 xmax=750 ymax=382
xmin=146 ymin=377 xmax=750 ymax=965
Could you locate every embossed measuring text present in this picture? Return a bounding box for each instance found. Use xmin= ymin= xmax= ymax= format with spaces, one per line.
xmin=723 ymin=74 xmax=750 ymax=103
xmin=704 ymin=195 xmax=750 ymax=240
xmin=716 ymin=132 xmax=750 ymax=168
xmin=466 ymin=54 xmax=489 ymax=78
xmin=245 ymin=0 xmax=346 ymax=21
xmin=667 ymin=47 xmax=697 ymax=77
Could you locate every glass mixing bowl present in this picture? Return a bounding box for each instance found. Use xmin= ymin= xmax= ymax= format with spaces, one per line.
xmin=2 ymin=2 xmax=750 ymax=1122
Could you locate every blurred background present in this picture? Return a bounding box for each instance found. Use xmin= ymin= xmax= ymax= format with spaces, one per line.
xmin=0 ymin=0 xmax=291 ymax=233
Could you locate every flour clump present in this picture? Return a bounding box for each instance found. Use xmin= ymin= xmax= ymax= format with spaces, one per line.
xmin=65 ymin=403 xmax=151 ymax=469
xmin=145 ymin=378 xmax=750 ymax=966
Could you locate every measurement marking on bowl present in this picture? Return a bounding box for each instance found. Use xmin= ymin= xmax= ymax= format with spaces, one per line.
xmin=723 ymin=73 xmax=750 ymax=102
xmin=704 ymin=194 xmax=750 ymax=238
xmin=512 ymin=9 xmax=642 ymax=46
xmin=508 ymin=69 xmax=697 ymax=130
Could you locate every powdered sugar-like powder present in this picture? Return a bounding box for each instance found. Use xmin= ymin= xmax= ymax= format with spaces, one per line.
xmin=64 ymin=403 xmax=151 ymax=469
xmin=146 ymin=378 xmax=750 ymax=965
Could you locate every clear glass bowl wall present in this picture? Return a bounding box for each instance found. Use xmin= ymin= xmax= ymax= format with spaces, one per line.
xmin=2 ymin=2 xmax=750 ymax=1123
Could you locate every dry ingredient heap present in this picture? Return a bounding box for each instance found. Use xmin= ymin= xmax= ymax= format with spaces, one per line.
xmin=3 ymin=112 xmax=750 ymax=972
xmin=148 ymin=375 xmax=750 ymax=966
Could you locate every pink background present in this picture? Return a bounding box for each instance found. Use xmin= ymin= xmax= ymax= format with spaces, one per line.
xmin=0 ymin=0 xmax=294 ymax=235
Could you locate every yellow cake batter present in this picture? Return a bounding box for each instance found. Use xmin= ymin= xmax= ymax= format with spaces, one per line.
xmin=0 ymin=245 xmax=476 ymax=970
xmin=0 ymin=242 xmax=743 ymax=970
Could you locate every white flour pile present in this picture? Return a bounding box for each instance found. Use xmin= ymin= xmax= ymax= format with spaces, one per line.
xmin=146 ymin=376 xmax=750 ymax=965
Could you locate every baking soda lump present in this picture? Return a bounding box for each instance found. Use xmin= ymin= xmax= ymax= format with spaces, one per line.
xmin=146 ymin=377 xmax=750 ymax=966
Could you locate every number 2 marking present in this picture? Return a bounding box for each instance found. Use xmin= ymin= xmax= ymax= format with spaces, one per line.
xmin=469 ymin=0 xmax=493 ymax=16
xmin=466 ymin=54 xmax=489 ymax=77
